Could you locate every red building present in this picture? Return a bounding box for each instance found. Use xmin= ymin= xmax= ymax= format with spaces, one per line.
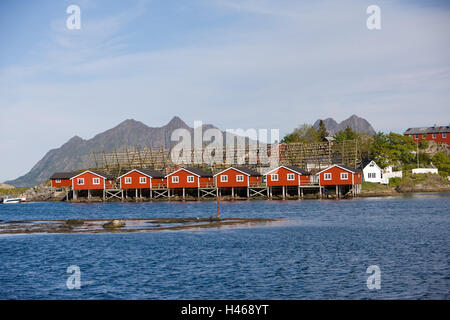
xmin=317 ymin=164 xmax=362 ymax=197
xmin=118 ymin=169 xmax=166 ymax=190
xmin=264 ymin=166 xmax=311 ymax=187
xmin=49 ymin=172 xmax=78 ymax=188
xmin=404 ymin=126 xmax=450 ymax=145
xmin=165 ymin=167 xmax=213 ymax=189
xmin=317 ymin=164 xmax=362 ymax=186
xmin=214 ymin=166 xmax=261 ymax=188
xmin=70 ymin=170 xmax=115 ymax=191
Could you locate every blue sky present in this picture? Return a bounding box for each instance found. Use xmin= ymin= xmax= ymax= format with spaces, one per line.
xmin=0 ymin=0 xmax=449 ymax=182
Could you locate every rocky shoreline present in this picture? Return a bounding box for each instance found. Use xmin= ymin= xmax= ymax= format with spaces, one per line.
xmin=0 ymin=217 xmax=279 ymax=235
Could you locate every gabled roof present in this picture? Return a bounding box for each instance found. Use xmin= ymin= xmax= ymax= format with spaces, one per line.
xmin=264 ymin=165 xmax=311 ymax=176
xmin=165 ymin=167 xmax=213 ymax=178
xmin=117 ymin=168 xmax=165 ymax=179
xmin=404 ymin=126 xmax=449 ymax=135
xmin=49 ymin=172 xmax=79 ymax=180
xmin=70 ymin=170 xmax=115 ymax=180
xmin=316 ymin=164 xmax=361 ymax=175
xmin=361 ymin=159 xmax=381 ymax=170
xmin=214 ymin=166 xmax=261 ymax=177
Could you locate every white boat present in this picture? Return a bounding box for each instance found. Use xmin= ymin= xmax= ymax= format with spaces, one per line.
xmin=2 ymin=196 xmax=23 ymax=204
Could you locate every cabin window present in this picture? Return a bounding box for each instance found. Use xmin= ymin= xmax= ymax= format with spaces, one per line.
xmin=77 ymin=178 xmax=84 ymax=185
xmin=172 ymin=176 xmax=179 ymax=183
xmin=324 ymin=173 xmax=332 ymax=180
xmin=432 ymin=133 xmax=436 ymax=139
xmin=55 ymin=179 xmax=61 ymax=183
xmin=236 ymin=175 xmax=244 ymax=182
xmin=287 ymin=173 xmax=295 ymax=180
xmin=341 ymin=173 xmax=348 ymax=180
xmin=443 ymin=133 xmax=447 ymax=138
xmin=140 ymin=177 xmax=147 ymax=184
xmin=271 ymin=174 xmax=278 ymax=181
xmin=415 ymin=134 xmax=418 ymax=139
xmin=220 ymin=175 xmax=228 ymax=182
xmin=93 ymin=178 xmax=100 ymax=185
xmin=187 ymin=176 xmax=195 ymax=183
xmin=368 ymin=173 xmax=376 ymax=179
xmin=125 ymin=177 xmax=132 ymax=184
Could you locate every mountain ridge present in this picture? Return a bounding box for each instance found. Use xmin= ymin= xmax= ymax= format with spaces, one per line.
xmin=313 ymin=114 xmax=376 ymax=136
xmin=5 ymin=117 xmax=212 ymax=187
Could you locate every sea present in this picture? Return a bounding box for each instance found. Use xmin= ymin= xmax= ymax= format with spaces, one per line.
xmin=0 ymin=193 xmax=449 ymax=299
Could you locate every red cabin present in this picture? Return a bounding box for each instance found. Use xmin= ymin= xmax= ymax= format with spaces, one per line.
xmin=404 ymin=126 xmax=450 ymax=146
xmin=118 ymin=169 xmax=166 ymax=190
xmin=49 ymin=172 xmax=78 ymax=188
xmin=264 ymin=166 xmax=311 ymax=187
xmin=70 ymin=170 xmax=115 ymax=190
xmin=214 ymin=166 xmax=262 ymax=188
xmin=165 ymin=167 xmax=213 ymax=189
xmin=317 ymin=164 xmax=362 ymax=186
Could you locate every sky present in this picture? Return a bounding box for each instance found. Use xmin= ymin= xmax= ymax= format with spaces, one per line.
xmin=0 ymin=0 xmax=449 ymax=182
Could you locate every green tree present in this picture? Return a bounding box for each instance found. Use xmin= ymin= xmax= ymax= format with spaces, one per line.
xmin=370 ymin=132 xmax=416 ymax=168
xmin=334 ymin=126 xmax=358 ymax=143
xmin=431 ymin=152 xmax=450 ymax=177
xmin=282 ymin=124 xmax=320 ymax=143
xmin=317 ymin=120 xmax=329 ymax=141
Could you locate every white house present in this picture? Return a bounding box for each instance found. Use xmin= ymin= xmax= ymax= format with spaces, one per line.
xmin=362 ymin=159 xmax=383 ymax=183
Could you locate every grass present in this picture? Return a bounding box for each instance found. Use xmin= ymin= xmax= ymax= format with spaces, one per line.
xmin=0 ymin=188 xmax=29 ymax=197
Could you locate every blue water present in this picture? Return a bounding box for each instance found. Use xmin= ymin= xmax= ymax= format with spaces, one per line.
xmin=0 ymin=194 xmax=449 ymax=299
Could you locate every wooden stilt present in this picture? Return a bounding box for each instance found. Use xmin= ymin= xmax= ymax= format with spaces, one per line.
xmin=231 ymin=187 xmax=234 ymax=198
xmin=183 ymin=188 xmax=185 ymax=199
xmin=282 ymin=186 xmax=285 ymax=199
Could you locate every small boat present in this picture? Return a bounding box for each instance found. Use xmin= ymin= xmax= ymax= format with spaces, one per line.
xmin=2 ymin=196 xmax=24 ymax=204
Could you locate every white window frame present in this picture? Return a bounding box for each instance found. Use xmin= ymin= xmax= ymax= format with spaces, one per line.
xmin=187 ymin=175 xmax=195 ymax=183
xmin=172 ymin=176 xmax=179 ymax=183
xmin=415 ymin=134 xmax=418 ymax=139
xmin=287 ymin=173 xmax=295 ymax=181
xmin=125 ymin=177 xmax=132 ymax=184
xmin=93 ymin=177 xmax=100 ymax=185
xmin=236 ymin=175 xmax=244 ymax=182
xmin=140 ymin=177 xmax=147 ymax=184
xmin=324 ymin=173 xmax=332 ymax=180
xmin=77 ymin=178 xmax=84 ymax=185
xmin=220 ymin=175 xmax=228 ymax=182
xmin=55 ymin=179 xmax=61 ymax=183
xmin=432 ymin=133 xmax=436 ymax=139
xmin=271 ymin=174 xmax=278 ymax=181
xmin=443 ymin=133 xmax=447 ymax=138
xmin=341 ymin=172 xmax=348 ymax=180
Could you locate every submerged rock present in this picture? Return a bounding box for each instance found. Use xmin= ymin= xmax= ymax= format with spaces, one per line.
xmin=103 ymin=219 xmax=126 ymax=229
xmin=66 ymin=219 xmax=84 ymax=226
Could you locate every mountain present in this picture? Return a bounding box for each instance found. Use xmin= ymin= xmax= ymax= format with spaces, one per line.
xmin=313 ymin=115 xmax=376 ymax=136
xmin=4 ymin=117 xmax=218 ymax=187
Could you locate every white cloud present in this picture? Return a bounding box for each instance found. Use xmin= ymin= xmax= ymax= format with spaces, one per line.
xmin=1 ymin=0 xmax=449 ymax=181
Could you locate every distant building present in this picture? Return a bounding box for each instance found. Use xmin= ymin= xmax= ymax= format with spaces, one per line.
xmin=49 ymin=172 xmax=78 ymax=188
xmin=403 ymin=125 xmax=450 ymax=145
xmin=362 ymin=159 xmax=383 ymax=184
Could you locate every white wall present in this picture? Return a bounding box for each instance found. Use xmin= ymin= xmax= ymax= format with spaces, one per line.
xmin=412 ymin=168 xmax=438 ymax=174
